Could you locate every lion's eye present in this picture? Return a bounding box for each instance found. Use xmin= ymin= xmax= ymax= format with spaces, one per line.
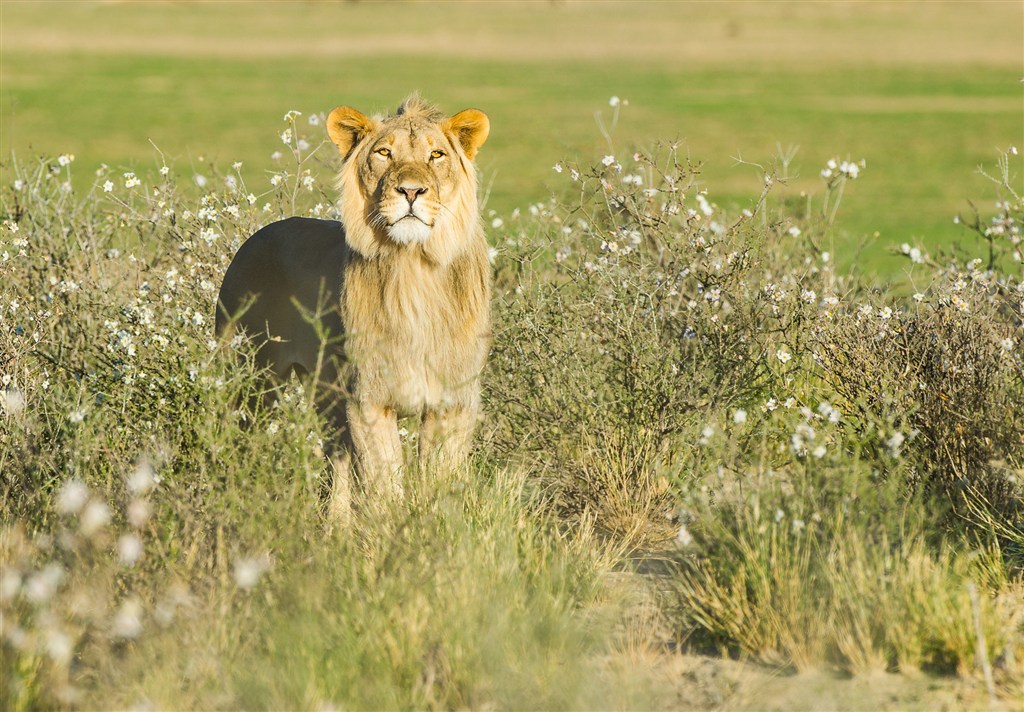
xmin=430 ymin=150 xmax=445 ymax=160
xmin=375 ymin=147 xmax=392 ymax=158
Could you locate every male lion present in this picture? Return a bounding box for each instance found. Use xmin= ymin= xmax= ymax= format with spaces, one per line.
xmin=216 ymin=96 xmax=491 ymax=519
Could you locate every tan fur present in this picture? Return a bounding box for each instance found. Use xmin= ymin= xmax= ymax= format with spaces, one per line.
xmin=217 ymin=96 xmax=491 ymax=519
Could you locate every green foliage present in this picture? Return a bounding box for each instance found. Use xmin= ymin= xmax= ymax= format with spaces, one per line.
xmin=2 ymin=110 xmax=1023 ymax=706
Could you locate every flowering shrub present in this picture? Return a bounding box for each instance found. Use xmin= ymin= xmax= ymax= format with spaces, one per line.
xmin=1 ymin=99 xmax=1021 ymax=705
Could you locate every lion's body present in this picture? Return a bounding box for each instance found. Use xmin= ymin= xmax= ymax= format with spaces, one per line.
xmin=216 ymin=96 xmax=491 ymax=517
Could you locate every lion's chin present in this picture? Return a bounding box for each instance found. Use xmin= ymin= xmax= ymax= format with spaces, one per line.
xmin=386 ymin=217 xmax=432 ymax=245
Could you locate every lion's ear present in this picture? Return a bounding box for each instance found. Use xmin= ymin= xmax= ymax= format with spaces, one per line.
xmin=327 ymin=106 xmax=377 ymax=160
xmin=444 ymin=109 xmax=489 ymax=161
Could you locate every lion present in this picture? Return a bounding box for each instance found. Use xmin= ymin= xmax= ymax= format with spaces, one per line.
xmin=216 ymin=96 xmax=491 ymax=520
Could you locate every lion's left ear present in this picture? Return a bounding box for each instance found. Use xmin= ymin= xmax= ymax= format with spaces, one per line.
xmin=327 ymin=106 xmax=378 ymax=160
xmin=444 ymin=109 xmax=490 ymax=161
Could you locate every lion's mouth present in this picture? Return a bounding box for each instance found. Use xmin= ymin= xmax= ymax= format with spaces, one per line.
xmin=392 ymin=212 xmax=434 ymax=229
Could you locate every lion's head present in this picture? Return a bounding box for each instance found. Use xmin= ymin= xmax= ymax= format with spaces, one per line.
xmin=326 ymin=96 xmax=490 ymax=266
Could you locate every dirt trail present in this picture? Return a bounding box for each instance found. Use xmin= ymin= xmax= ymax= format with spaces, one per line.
xmin=601 ymin=563 xmax=995 ymax=711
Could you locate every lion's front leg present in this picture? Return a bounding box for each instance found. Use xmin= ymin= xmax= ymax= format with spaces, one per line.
xmin=347 ymin=402 xmax=404 ymax=500
xmin=419 ymin=404 xmax=479 ymax=472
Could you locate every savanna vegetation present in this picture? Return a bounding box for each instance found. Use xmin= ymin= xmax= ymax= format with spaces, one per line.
xmin=2 ymin=1 xmax=1023 ymax=709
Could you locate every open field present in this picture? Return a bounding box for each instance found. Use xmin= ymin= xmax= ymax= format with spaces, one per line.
xmin=2 ymin=0 xmax=1021 ymax=276
xmin=3 ymin=1 xmax=1024 ymax=709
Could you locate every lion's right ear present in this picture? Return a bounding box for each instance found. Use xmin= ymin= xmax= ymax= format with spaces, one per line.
xmin=327 ymin=106 xmax=377 ymax=160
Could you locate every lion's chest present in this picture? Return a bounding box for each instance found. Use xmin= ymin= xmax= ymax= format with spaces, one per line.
xmin=344 ymin=256 xmax=483 ymax=415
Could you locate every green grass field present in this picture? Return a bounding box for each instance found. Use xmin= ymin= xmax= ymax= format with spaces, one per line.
xmin=2 ymin=0 xmax=1021 ymax=275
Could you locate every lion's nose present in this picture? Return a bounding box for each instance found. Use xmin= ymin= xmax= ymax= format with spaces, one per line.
xmin=398 ymin=184 xmax=427 ymax=205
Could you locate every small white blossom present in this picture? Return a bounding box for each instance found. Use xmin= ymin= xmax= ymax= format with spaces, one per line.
xmin=79 ymin=500 xmax=111 ymax=536
xmin=111 ymin=597 xmax=144 ymax=639
xmin=56 ymin=479 xmax=90 ymax=515
xmin=733 ymin=409 xmax=747 ymax=425
xmin=1 ymin=387 xmax=25 ymax=416
xmin=127 ymin=459 xmax=157 ymax=495
xmin=25 ymin=564 xmax=64 ymax=604
xmin=233 ymin=554 xmax=272 ymax=590
xmin=117 ymin=534 xmax=144 ymax=566
xmin=676 ymin=523 xmax=694 ymax=547
xmin=776 ymin=348 xmax=792 ymax=364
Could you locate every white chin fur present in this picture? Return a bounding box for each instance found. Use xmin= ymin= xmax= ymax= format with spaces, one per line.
xmin=387 ymin=219 xmax=432 ymax=245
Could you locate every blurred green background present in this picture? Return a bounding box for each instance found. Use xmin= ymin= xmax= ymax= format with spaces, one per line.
xmin=2 ymin=0 xmax=1021 ymax=275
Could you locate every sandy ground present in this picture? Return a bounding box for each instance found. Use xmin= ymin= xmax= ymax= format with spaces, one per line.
xmin=599 ymin=562 xmax=1009 ymax=712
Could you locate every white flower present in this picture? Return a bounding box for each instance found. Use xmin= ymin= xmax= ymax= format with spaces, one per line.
xmin=1001 ymin=337 xmax=1015 ymax=351
xmin=117 ymin=534 xmax=144 ymax=566
xmin=732 ymin=409 xmax=747 ymax=425
xmin=233 ymin=554 xmax=272 ymax=590
xmin=788 ymin=226 xmax=801 ymax=238
xmin=763 ymin=398 xmax=778 ymax=412
xmin=127 ymin=459 xmax=157 ymax=495
xmin=490 ymin=217 xmax=504 ymax=229
xmin=839 ymin=160 xmax=860 ymax=179
xmin=609 ymin=96 xmax=621 ymax=107
xmin=913 ymin=292 xmax=925 ymax=302
xmin=57 ymin=153 xmax=75 ymax=167
xmin=800 ymin=289 xmax=817 ymax=304
xmin=601 ymin=155 xmax=616 ymax=167
xmin=776 ymin=348 xmax=792 ymax=364
xmin=80 ymin=500 xmax=111 ymax=536
xmin=111 ymin=597 xmax=144 ymax=639
xmin=282 ymin=109 xmax=302 ymax=122
xmin=159 ymin=165 xmax=170 ymax=176
xmin=194 ymin=174 xmax=208 ymax=188
xmin=25 ymin=564 xmax=64 ymax=604
xmin=811 ymin=445 xmax=827 ymax=459
xmin=56 ymin=479 xmax=90 ymax=515
xmin=887 ymin=430 xmax=905 ymax=454
xmin=909 ymin=247 xmax=923 ymax=263
xmin=676 ymin=523 xmax=694 ymax=547
xmin=696 ymin=194 xmax=713 ymax=216
xmin=0 ymin=387 xmax=25 ymax=416
xmin=123 ymin=172 xmax=141 ymax=189
xmin=280 ymin=128 xmax=293 ymax=145
xmin=69 ymin=408 xmax=86 ymax=423
xmin=128 ymin=498 xmax=152 ymax=529
xmin=553 ymin=163 xmax=563 ymax=173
